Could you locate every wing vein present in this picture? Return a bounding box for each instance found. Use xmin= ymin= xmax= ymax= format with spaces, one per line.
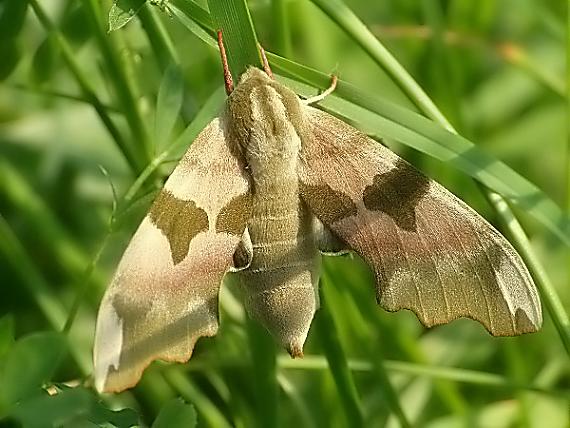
xmin=416 ymin=210 xmax=450 ymax=320
xmin=446 ymin=210 xmax=494 ymax=331
xmin=392 ymin=222 xmax=427 ymax=321
xmin=471 ymin=229 xmax=516 ymax=332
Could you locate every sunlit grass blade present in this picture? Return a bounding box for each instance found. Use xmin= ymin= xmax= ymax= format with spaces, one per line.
xmin=207 ymin=0 xmax=259 ymax=77
xmin=154 ymin=63 xmax=184 ymax=152
xmin=137 ymin=4 xmax=181 ymax=69
xmin=271 ymin=0 xmax=292 ymax=57
xmin=567 ymin=0 xmax=570 ymax=211
xmin=279 ymin=356 xmax=569 ymax=397
xmin=169 ymin=0 xmax=216 ymax=47
xmin=169 ymin=0 xmax=213 ymax=33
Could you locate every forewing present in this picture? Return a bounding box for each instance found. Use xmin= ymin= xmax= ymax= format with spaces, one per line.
xmin=299 ymin=107 xmax=541 ymax=335
xmin=94 ymin=117 xmax=251 ymax=393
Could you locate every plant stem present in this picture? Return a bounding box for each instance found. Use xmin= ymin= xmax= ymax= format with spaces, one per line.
xmin=62 ymin=232 xmax=112 ymax=334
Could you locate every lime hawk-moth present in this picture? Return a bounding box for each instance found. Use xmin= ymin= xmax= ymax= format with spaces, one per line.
xmin=93 ymin=32 xmax=542 ymax=393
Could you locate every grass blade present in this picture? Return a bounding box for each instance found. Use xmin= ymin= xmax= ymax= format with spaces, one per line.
xmin=316 ymin=274 xmax=364 ymax=427
xmin=154 ymin=63 xmax=185 ymax=152
xmin=207 ymin=0 xmax=260 ymax=78
xmin=246 ymin=319 xmax=279 ymax=428
xmin=164 ymin=370 xmax=232 ymax=428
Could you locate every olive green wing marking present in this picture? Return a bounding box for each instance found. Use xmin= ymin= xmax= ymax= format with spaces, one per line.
xmin=94 ymin=117 xmax=252 ymax=393
xmin=299 ymin=106 xmax=541 ymax=336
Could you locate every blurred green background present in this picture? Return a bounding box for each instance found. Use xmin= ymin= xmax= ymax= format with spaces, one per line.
xmin=0 ymin=0 xmax=569 ymax=426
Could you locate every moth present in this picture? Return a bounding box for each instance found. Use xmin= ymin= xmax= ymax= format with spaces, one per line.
xmin=93 ymin=31 xmax=542 ymax=393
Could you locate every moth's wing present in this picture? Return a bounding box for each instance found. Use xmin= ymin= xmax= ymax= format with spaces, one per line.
xmin=299 ymin=106 xmax=541 ymax=335
xmin=94 ymin=117 xmax=251 ymax=393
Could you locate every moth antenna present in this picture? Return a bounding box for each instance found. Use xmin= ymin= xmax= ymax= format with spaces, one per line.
xmin=303 ymin=75 xmax=338 ymax=105
xmin=217 ymin=30 xmax=234 ymax=95
xmin=258 ymin=43 xmax=273 ymax=78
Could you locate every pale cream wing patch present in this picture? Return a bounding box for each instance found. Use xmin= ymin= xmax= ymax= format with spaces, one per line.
xmin=94 ymin=117 xmax=251 ymax=393
xmin=299 ymin=107 xmax=541 ymax=336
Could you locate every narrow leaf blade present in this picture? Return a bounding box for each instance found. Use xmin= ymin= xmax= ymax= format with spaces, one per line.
xmin=155 ymin=63 xmax=184 ymax=151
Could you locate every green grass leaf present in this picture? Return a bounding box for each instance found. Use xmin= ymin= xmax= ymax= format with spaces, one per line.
xmin=154 ymin=63 xmax=185 ymax=152
xmin=31 ymin=35 xmax=58 ymax=84
xmin=0 ymin=0 xmax=29 ymax=39
xmin=9 ymin=387 xmax=140 ymax=428
xmin=169 ymin=1 xmax=216 ymax=47
xmin=163 ymin=370 xmax=232 ymax=428
xmin=152 ymin=398 xmax=197 ymax=428
xmin=0 ymin=332 xmax=67 ymax=408
xmin=246 ymin=319 xmax=278 ymax=428
xmin=315 ymin=274 xmax=364 ymax=427
xmin=207 ymin=0 xmax=260 ymax=78
xmin=0 ymin=38 xmax=20 ymax=80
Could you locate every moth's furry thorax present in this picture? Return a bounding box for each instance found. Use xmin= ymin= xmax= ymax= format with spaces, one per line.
xmin=224 ymin=67 xmax=308 ymax=162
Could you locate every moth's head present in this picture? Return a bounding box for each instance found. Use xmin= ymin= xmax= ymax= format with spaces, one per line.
xmin=237 ymin=66 xmax=272 ymax=85
xmin=228 ymin=66 xmax=282 ymax=102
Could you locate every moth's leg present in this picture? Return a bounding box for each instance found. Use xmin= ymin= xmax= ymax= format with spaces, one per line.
xmin=312 ymin=217 xmax=349 ymax=256
xmin=217 ymin=30 xmax=234 ymax=95
xmin=230 ymin=228 xmax=253 ymax=272
xmin=258 ymin=44 xmax=274 ymax=79
xmin=303 ymin=75 xmax=338 ymax=105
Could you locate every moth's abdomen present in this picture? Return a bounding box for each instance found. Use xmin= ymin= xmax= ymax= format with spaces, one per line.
xmin=236 ymin=140 xmax=320 ymax=355
xmin=238 ymin=188 xmax=320 ymax=356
